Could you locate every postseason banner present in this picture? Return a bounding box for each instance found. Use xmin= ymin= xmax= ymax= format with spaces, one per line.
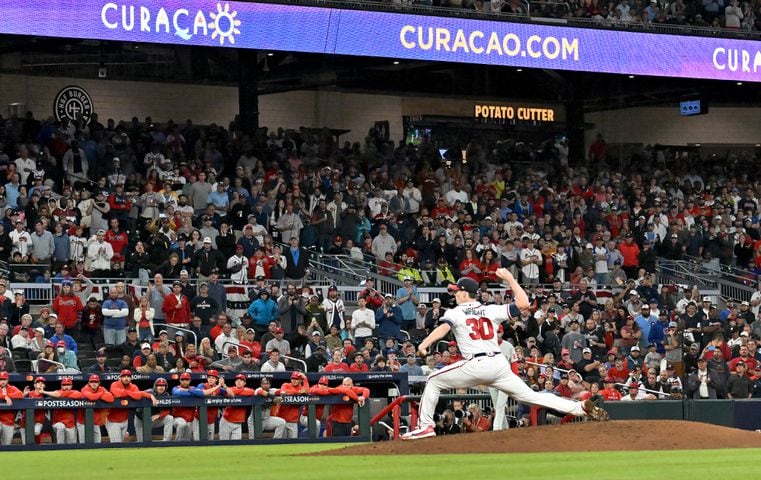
xmin=1 ymin=0 xmax=760 ymax=82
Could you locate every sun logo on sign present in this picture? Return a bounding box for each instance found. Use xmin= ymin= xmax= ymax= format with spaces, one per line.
xmin=209 ymin=3 xmax=241 ymax=46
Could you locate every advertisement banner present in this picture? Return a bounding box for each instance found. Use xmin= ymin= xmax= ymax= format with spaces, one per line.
xmin=1 ymin=0 xmax=760 ymax=82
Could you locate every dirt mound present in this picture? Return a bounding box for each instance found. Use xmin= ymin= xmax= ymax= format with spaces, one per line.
xmin=322 ymin=420 xmax=761 ymax=455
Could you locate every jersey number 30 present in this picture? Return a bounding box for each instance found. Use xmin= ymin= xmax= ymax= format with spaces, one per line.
xmin=465 ymin=317 xmax=494 ymax=340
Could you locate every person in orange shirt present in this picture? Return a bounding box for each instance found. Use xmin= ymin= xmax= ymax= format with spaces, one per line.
xmin=21 ymin=376 xmax=47 ymax=444
xmin=600 ymin=377 xmax=623 ymax=401
xmin=219 ymin=374 xmax=255 ymax=440
xmin=327 ymin=377 xmax=369 ymax=437
xmin=42 ymin=377 xmax=83 ymax=444
xmin=77 ymin=374 xmax=114 ymax=444
xmin=107 ymin=370 xmax=157 ymax=443
xmin=278 ymin=371 xmax=310 ymax=438
xmin=0 ymin=371 xmax=23 ymax=445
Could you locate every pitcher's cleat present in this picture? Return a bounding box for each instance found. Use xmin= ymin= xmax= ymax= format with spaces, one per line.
xmin=400 ymin=425 xmax=436 ymax=440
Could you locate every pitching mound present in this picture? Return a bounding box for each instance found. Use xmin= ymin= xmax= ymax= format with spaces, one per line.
xmin=322 ymin=420 xmax=761 ymax=455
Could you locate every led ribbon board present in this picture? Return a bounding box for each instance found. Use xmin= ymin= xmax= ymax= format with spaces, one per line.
xmin=1 ymin=0 xmax=760 ymax=82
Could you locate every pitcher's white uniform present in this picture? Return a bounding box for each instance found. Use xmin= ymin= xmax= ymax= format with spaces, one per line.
xmin=489 ymin=338 xmax=516 ymax=431
xmin=417 ymin=301 xmax=586 ymax=429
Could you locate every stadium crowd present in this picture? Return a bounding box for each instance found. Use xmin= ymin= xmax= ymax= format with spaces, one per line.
xmin=2 ymin=108 xmax=761 ymax=443
xmin=408 ymin=0 xmax=761 ymax=31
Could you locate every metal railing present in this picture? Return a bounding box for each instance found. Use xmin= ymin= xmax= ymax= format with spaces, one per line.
xmin=36 ymin=359 xmax=69 ymax=374
xmin=152 ymin=323 xmax=198 ymax=349
xmin=283 ymin=355 xmax=308 ymax=372
xmin=656 ymin=256 xmax=756 ymax=306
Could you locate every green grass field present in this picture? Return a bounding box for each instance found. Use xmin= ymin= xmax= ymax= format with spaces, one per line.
xmin=2 ymin=444 xmax=761 ymax=479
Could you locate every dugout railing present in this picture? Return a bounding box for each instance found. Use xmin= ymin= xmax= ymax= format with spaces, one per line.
xmin=0 ymin=394 xmax=371 ymax=449
xmin=0 ymin=371 xmax=403 ymax=448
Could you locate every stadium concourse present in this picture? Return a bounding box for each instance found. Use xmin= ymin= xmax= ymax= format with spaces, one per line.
xmin=2 ymin=111 xmax=761 ymax=446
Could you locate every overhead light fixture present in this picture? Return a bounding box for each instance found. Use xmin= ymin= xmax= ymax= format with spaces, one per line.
xmin=393 ymin=61 xmax=399 ymax=65
xmin=516 ymin=68 xmax=522 ymax=72
xmin=628 ymin=75 xmax=635 ymax=79
xmin=267 ymin=52 xmax=274 ymax=57
xmin=737 ymin=82 xmax=743 ymax=86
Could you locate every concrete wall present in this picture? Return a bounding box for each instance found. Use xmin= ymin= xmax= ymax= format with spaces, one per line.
xmin=0 ymin=74 xmax=239 ymax=128
xmin=0 ymin=74 xmax=404 ymax=144
xmin=586 ymin=107 xmax=761 ymax=147
xmin=3 ymin=74 xmax=759 ymax=147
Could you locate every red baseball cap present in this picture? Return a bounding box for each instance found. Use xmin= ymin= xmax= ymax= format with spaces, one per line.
xmin=88 ymin=375 xmax=100 ymax=383
xmin=56 ymin=340 xmax=66 ymax=348
xmin=275 ymin=328 xmax=284 ymax=334
xmin=235 ymin=374 xmax=246 ymax=381
xmin=34 ymin=376 xmax=46 ymax=384
xmin=0 ymin=371 xmax=8 ymax=380
xmin=155 ymin=378 xmax=168 ymax=386
xmin=180 ymin=372 xmax=191 ymax=380
xmin=61 ymin=377 xmax=73 ymax=385
xmin=207 ymin=369 xmax=219 ymax=378
xmin=120 ymin=369 xmax=132 ymax=377
xmin=318 ymin=376 xmax=329 ymax=385
xmin=291 ymin=371 xmax=302 ymax=379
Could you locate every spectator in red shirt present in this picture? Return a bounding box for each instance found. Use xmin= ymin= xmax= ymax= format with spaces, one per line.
xmin=184 ymin=343 xmax=212 ymax=373
xmin=162 ymin=281 xmax=192 ymax=329
xmin=553 ymin=373 xmax=574 ymax=398
xmin=459 ymin=249 xmax=483 ymax=283
xmin=52 ymin=281 xmax=84 ymax=334
xmin=618 ymin=233 xmax=641 ymax=279
xmin=358 ymin=277 xmax=384 ymax=310
xmin=600 ymin=377 xmax=623 ymax=401
xmin=105 ymin=217 xmax=129 ymax=271
xmin=447 ymin=341 xmax=463 ymax=363
xmin=238 ymin=328 xmax=262 ymax=360
xmin=728 ymin=345 xmax=758 ymax=374
xmin=108 ymin=183 xmax=132 ymax=227
xmin=608 ymin=357 xmax=631 ymax=384
xmin=349 ymin=352 xmax=369 ymax=373
xmin=324 ymin=349 xmax=350 ymax=373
